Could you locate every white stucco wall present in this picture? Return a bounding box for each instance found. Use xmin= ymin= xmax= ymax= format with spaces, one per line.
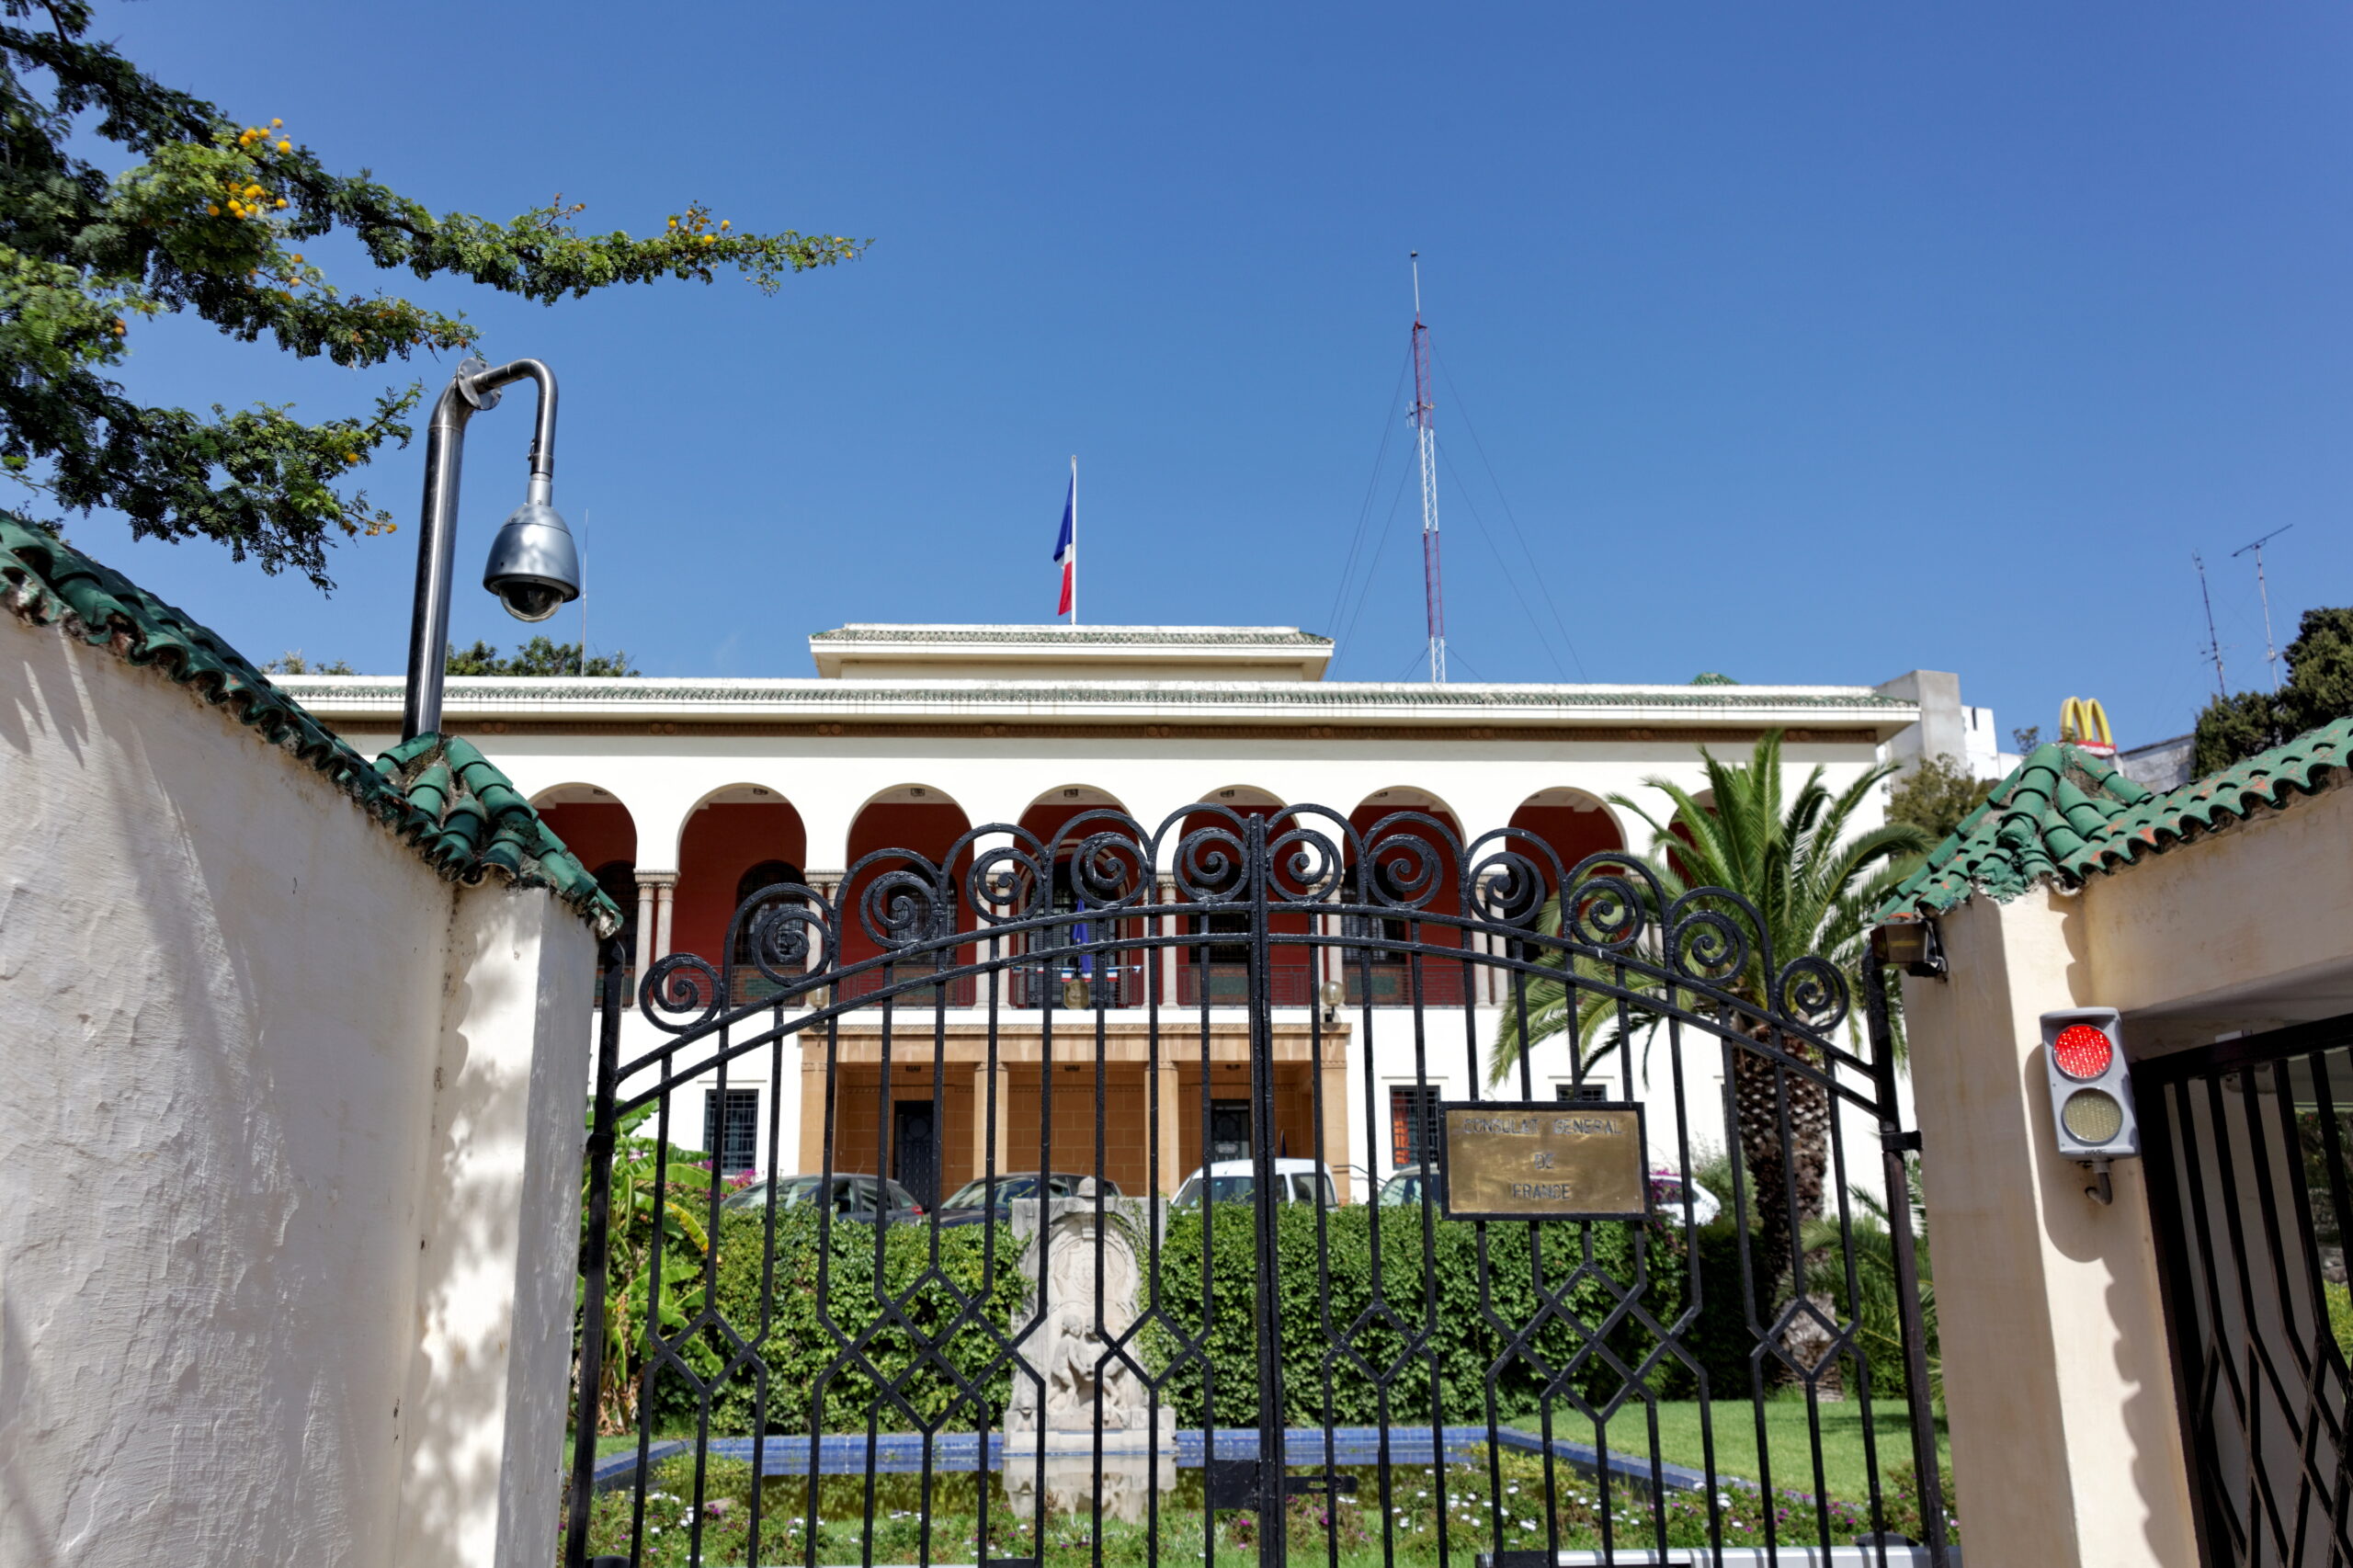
xmin=1 ymin=616 xmax=590 ymax=1568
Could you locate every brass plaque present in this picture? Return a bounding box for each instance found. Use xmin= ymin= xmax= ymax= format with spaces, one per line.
xmin=1438 ymin=1101 xmax=1649 ymax=1221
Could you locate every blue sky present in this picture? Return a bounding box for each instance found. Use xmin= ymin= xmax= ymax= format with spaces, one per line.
xmin=48 ymin=3 xmax=2353 ymax=748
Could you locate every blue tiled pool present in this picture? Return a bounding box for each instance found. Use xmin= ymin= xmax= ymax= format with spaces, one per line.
xmin=592 ymin=1426 xmax=1709 ymax=1495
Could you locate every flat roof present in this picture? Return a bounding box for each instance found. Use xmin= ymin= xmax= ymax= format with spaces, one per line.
xmin=271 ymin=674 xmax=1918 ymax=739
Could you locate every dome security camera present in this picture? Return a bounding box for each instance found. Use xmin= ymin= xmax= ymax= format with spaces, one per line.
xmin=483 ymin=499 xmax=580 ymax=622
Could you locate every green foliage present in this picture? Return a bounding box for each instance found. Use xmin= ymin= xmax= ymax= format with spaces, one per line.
xmin=1489 ymin=732 xmax=1927 ymax=1318
xmin=261 ymin=648 xmax=352 ymax=675
xmin=2192 ymin=608 xmax=2353 ymax=775
xmin=585 ymin=1105 xmax=716 ymax=1434
xmin=1886 ymin=754 xmax=1997 ymax=846
xmin=0 ymin=3 xmax=860 ymax=586
xmin=1146 ymin=1205 xmax=1690 ymax=1425
xmin=2193 ymin=689 xmax=2284 ymax=778
xmin=1492 ymin=731 xmax=1927 ymax=1082
xmin=677 ymin=1207 xmax=1031 ymax=1436
xmin=2010 ymin=724 xmax=2041 ymax=755
xmin=446 ymin=635 xmax=639 ymax=676
xmin=1802 ymin=1168 xmax=1938 ymax=1407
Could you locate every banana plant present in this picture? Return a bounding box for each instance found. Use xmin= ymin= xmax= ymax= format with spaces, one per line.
xmin=578 ymin=1103 xmax=714 ymax=1434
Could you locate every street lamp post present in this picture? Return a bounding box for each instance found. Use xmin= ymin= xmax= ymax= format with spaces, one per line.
xmin=399 ymin=355 xmax=583 ymax=743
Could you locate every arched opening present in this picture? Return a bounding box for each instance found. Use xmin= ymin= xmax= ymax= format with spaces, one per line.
xmin=1343 ymin=787 xmax=1466 ymax=1006
xmin=840 ymin=784 xmax=974 ymax=1004
xmin=534 ymin=784 xmax=637 ymax=994
xmin=1507 ymin=787 xmax=1628 ymax=899
xmin=731 ymin=858 xmax=810 ymax=1003
xmin=1173 ymin=787 xmax=1293 ymax=1007
xmin=674 ymin=786 xmax=807 ymax=999
xmin=1016 ymin=786 xmax=1142 ymax=1008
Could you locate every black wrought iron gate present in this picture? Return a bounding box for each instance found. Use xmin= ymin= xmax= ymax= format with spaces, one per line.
xmin=2139 ymin=1012 xmax=2353 ymax=1566
xmin=565 ymin=805 xmax=1947 ymax=1567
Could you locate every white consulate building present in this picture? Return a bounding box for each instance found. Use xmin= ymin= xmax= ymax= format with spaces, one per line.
xmin=284 ymin=624 xmax=1947 ymax=1205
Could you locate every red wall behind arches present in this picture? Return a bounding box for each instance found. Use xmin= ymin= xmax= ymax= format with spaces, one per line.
xmin=537 ymin=801 xmax=635 ymax=874
xmin=841 ymin=801 xmax=974 ymax=968
xmin=1506 ymin=803 xmax=1627 ymax=893
xmin=673 ymin=802 xmax=808 ymax=962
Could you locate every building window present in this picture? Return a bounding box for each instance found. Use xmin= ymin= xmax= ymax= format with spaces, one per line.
xmin=1557 ymin=1082 xmax=1611 ymax=1103
xmin=704 ymin=1088 xmax=760 ymax=1175
xmin=1390 ymin=1085 xmax=1441 ymax=1169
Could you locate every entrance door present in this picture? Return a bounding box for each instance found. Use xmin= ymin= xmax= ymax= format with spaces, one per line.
xmin=1208 ymin=1099 xmax=1252 ymax=1164
xmin=892 ymin=1099 xmax=938 ymax=1209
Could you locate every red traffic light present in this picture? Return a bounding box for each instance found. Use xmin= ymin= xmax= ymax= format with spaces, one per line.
xmin=2052 ymin=1023 xmax=2114 ymax=1081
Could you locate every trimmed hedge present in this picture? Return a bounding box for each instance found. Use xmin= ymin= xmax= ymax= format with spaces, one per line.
xmin=654 ymin=1204 xmax=1783 ymax=1434
xmin=1146 ymin=1204 xmax=1714 ymax=1426
xmin=650 ymin=1208 xmax=1031 ymax=1435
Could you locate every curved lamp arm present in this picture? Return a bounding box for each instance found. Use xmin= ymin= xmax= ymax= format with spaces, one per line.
xmin=400 ymin=357 xmax=573 ymax=742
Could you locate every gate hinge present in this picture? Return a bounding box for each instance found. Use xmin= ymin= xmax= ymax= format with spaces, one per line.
xmin=1883 ymin=1130 xmax=1923 ymax=1154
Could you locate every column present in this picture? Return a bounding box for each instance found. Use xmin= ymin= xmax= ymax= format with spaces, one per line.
xmin=652 ymin=876 xmax=676 ymax=963
xmin=632 ymin=873 xmax=669 ymax=995
xmin=1319 ymin=1039 xmax=1351 ymax=1205
xmin=1158 ymin=879 xmax=1181 ymax=1004
xmin=799 ymin=1047 xmax=826 ymax=1175
xmin=971 ymin=1062 xmax=995 ymax=1179
xmin=1155 ymin=1059 xmax=1183 ymax=1197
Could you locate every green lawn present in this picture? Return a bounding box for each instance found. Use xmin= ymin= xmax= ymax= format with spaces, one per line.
xmin=1509 ymin=1397 xmax=1949 ymax=1502
xmin=574 ymin=1445 xmax=1946 ymax=1567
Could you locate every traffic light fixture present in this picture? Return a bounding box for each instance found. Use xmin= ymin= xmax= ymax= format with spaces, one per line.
xmin=2041 ymin=1007 xmax=2137 ymax=1200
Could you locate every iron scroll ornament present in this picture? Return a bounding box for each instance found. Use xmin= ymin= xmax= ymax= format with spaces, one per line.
xmin=626 ymin=801 xmax=1853 ymax=1095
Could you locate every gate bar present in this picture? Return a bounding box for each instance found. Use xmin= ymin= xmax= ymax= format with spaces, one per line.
xmin=1862 ymin=959 xmax=1950 ymax=1568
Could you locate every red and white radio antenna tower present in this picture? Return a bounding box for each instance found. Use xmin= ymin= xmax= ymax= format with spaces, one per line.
xmin=1410 ymin=253 xmax=1447 ymax=684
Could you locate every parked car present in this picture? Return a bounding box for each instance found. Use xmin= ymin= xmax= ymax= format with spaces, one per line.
xmin=1171 ymin=1158 xmax=1338 ymax=1209
xmin=1377 ymin=1165 xmax=1436 ymax=1208
xmin=932 ymin=1172 xmax=1122 ymax=1227
xmin=721 ymin=1173 xmax=925 ymax=1221
xmin=1648 ymin=1170 xmax=1723 ymax=1228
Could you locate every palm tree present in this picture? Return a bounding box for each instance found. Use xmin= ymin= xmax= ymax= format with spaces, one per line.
xmin=1492 ymin=731 xmax=1927 ymax=1305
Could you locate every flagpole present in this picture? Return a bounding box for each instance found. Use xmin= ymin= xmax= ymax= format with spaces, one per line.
xmin=1069 ymin=454 xmax=1078 ymax=626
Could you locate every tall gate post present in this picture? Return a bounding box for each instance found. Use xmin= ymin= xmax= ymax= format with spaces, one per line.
xmin=1862 ymin=958 xmax=1951 ymax=1567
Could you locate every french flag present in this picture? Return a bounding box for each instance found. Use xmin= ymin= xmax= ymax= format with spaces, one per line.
xmin=1051 ymin=462 xmax=1076 ymax=619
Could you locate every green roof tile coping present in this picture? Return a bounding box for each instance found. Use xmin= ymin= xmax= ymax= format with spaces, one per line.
xmin=0 ymin=516 xmax=620 ymax=936
xmin=1876 ymin=718 xmax=2353 ymax=921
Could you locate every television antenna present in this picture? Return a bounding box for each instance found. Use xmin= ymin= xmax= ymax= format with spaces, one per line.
xmin=2194 ymin=552 xmax=2227 ymax=699
xmin=2231 ymin=524 xmax=2293 ymax=691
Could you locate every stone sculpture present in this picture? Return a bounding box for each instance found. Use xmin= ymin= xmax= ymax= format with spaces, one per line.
xmin=1002 ymin=1180 xmax=1172 ymax=1520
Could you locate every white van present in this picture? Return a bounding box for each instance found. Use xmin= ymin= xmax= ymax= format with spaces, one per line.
xmin=1171 ymin=1157 xmax=1339 ymax=1208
